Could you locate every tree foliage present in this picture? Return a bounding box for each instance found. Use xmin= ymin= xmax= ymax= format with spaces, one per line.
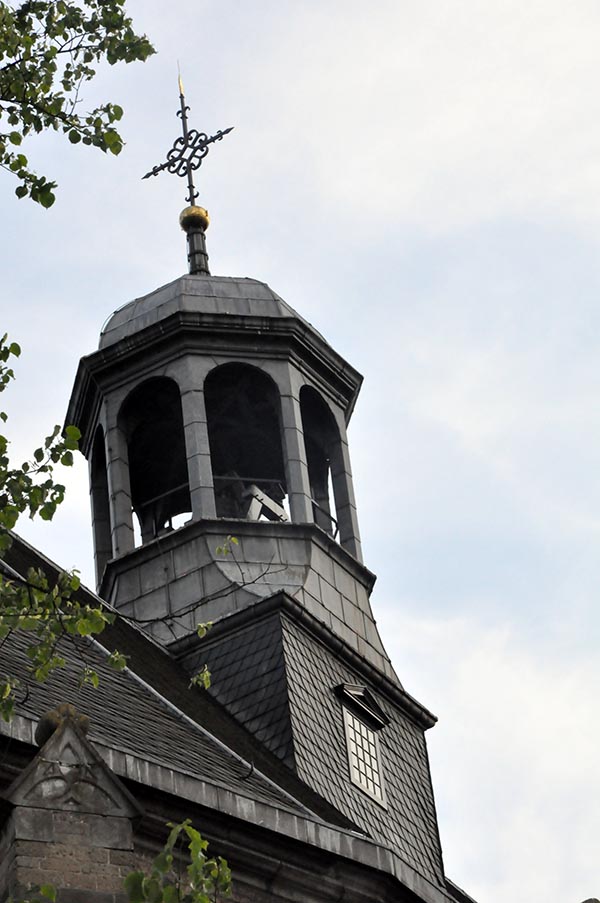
xmin=0 ymin=334 xmax=126 ymax=721
xmin=0 ymin=0 xmax=154 ymax=207
xmin=124 ymin=820 xmax=232 ymax=903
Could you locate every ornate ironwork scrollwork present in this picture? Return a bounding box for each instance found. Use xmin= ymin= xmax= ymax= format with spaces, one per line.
xmin=142 ymin=80 xmax=233 ymax=206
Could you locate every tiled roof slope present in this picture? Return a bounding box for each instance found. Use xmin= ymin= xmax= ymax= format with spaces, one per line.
xmin=176 ymin=594 xmax=444 ymax=888
xmin=0 ymin=630 xmax=305 ymax=814
xmin=190 ymin=611 xmax=295 ymax=765
xmin=281 ymin=613 xmax=445 ymax=887
xmin=1 ymin=532 xmax=361 ymax=832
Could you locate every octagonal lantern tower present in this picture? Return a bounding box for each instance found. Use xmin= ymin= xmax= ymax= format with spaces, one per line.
xmin=65 ymin=271 xmax=400 ymax=679
xmin=30 ymin=86 xmax=474 ymax=903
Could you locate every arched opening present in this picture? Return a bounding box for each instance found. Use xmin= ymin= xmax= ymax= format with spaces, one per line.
xmin=119 ymin=377 xmax=191 ymax=544
xmin=300 ymin=386 xmax=340 ymax=537
xmin=205 ymin=363 xmax=288 ymax=521
xmin=90 ymin=425 xmax=112 ymax=584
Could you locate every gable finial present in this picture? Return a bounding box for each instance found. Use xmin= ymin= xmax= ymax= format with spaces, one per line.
xmin=142 ymin=69 xmax=234 ymax=275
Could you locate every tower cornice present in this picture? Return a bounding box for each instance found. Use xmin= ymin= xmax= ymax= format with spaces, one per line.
xmin=68 ymin=307 xmax=362 ymax=455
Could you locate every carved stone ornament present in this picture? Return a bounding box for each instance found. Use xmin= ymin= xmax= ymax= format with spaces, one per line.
xmin=2 ymin=707 xmax=142 ymax=818
xmin=35 ymin=701 xmax=90 ymax=746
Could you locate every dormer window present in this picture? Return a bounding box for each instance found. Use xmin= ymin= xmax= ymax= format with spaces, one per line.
xmin=336 ymin=684 xmax=389 ymax=805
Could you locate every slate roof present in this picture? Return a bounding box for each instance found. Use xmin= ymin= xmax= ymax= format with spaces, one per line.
xmin=281 ymin=613 xmax=445 ymax=886
xmin=99 ymin=274 xmax=326 ymax=349
xmin=177 ymin=593 xmax=445 ymax=889
xmin=0 ymin=533 xmax=360 ymax=833
xmin=0 ymin=630 xmax=306 ymax=815
xmin=190 ymin=610 xmax=295 ymax=765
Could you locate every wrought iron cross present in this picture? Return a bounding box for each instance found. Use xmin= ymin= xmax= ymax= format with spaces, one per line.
xmin=142 ymin=75 xmax=233 ymax=207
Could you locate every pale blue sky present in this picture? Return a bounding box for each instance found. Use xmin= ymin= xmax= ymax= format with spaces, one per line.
xmin=3 ymin=3 xmax=599 ymax=901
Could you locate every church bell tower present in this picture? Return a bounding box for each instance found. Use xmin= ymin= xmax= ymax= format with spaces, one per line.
xmin=66 ymin=87 xmax=451 ymax=895
xmin=66 ymin=265 xmax=384 ymax=660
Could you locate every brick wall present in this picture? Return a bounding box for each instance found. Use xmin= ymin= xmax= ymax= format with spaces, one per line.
xmin=1 ymin=808 xmax=154 ymax=903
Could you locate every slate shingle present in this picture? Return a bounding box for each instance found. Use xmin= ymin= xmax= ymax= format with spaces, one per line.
xmin=178 ymin=597 xmax=445 ymax=887
xmin=0 ymin=631 xmax=304 ymax=814
xmin=181 ymin=611 xmax=294 ymax=765
xmin=280 ymin=614 xmax=445 ymax=886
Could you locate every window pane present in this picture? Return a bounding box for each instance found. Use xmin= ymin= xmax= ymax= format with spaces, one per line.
xmin=344 ymin=708 xmax=384 ymax=802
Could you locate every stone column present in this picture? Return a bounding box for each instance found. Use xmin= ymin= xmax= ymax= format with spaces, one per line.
xmin=330 ymin=426 xmax=363 ymax=563
xmin=279 ymin=389 xmax=313 ymax=524
xmin=177 ymin=358 xmax=216 ymax=520
xmin=89 ymin=432 xmax=112 ymax=589
xmin=181 ymin=387 xmax=216 ymax=520
xmin=105 ymin=418 xmax=135 ymax=558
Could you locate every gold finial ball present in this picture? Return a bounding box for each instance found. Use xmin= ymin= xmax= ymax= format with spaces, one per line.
xmin=179 ymin=205 xmax=210 ymax=232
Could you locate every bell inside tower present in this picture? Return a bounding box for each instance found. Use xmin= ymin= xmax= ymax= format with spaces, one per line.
xmin=205 ymin=363 xmax=288 ymax=521
xmin=119 ymin=377 xmax=191 ymax=544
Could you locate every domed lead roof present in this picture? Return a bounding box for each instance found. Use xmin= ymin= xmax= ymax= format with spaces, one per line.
xmin=99 ymin=274 xmax=323 ymax=349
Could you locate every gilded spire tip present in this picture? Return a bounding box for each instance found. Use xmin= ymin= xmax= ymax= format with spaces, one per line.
xmin=142 ymin=71 xmax=233 ymax=275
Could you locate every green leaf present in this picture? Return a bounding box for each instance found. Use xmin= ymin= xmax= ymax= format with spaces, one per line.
xmin=40 ymin=884 xmax=57 ymax=901
xmin=107 ymin=650 xmax=128 ymax=671
xmin=104 ymin=129 xmax=123 ymax=156
xmin=142 ymin=877 xmax=163 ymax=903
xmin=39 ymin=503 xmax=56 ymax=520
xmin=68 ymin=129 xmax=81 ymax=144
xmin=76 ymin=619 xmax=92 ymax=636
xmin=0 ymin=698 xmax=15 ymax=722
xmin=18 ymin=616 xmax=41 ymax=630
xmin=0 ymin=533 xmax=12 ymax=552
xmin=44 ymin=425 xmax=61 ymax=448
xmin=87 ymin=608 xmax=108 ymax=632
xmin=165 ymin=819 xmax=187 ymax=851
xmin=123 ymin=871 xmax=145 ymax=903
xmin=189 ymin=664 xmax=211 ymax=690
xmin=73 ymin=607 xmax=109 ymax=637
xmin=9 ymin=131 xmax=22 ymax=145
xmin=38 ymin=187 xmax=56 ymax=209
xmin=153 ymin=849 xmax=173 ymax=874
xmin=15 ymin=185 xmax=28 ymax=199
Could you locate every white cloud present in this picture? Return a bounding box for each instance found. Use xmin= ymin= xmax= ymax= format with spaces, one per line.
xmin=382 ymin=610 xmax=600 ymax=903
xmin=227 ymin=0 xmax=600 ymax=233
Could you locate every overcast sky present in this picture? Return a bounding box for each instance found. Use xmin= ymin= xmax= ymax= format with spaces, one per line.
xmin=2 ymin=3 xmax=599 ymax=901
